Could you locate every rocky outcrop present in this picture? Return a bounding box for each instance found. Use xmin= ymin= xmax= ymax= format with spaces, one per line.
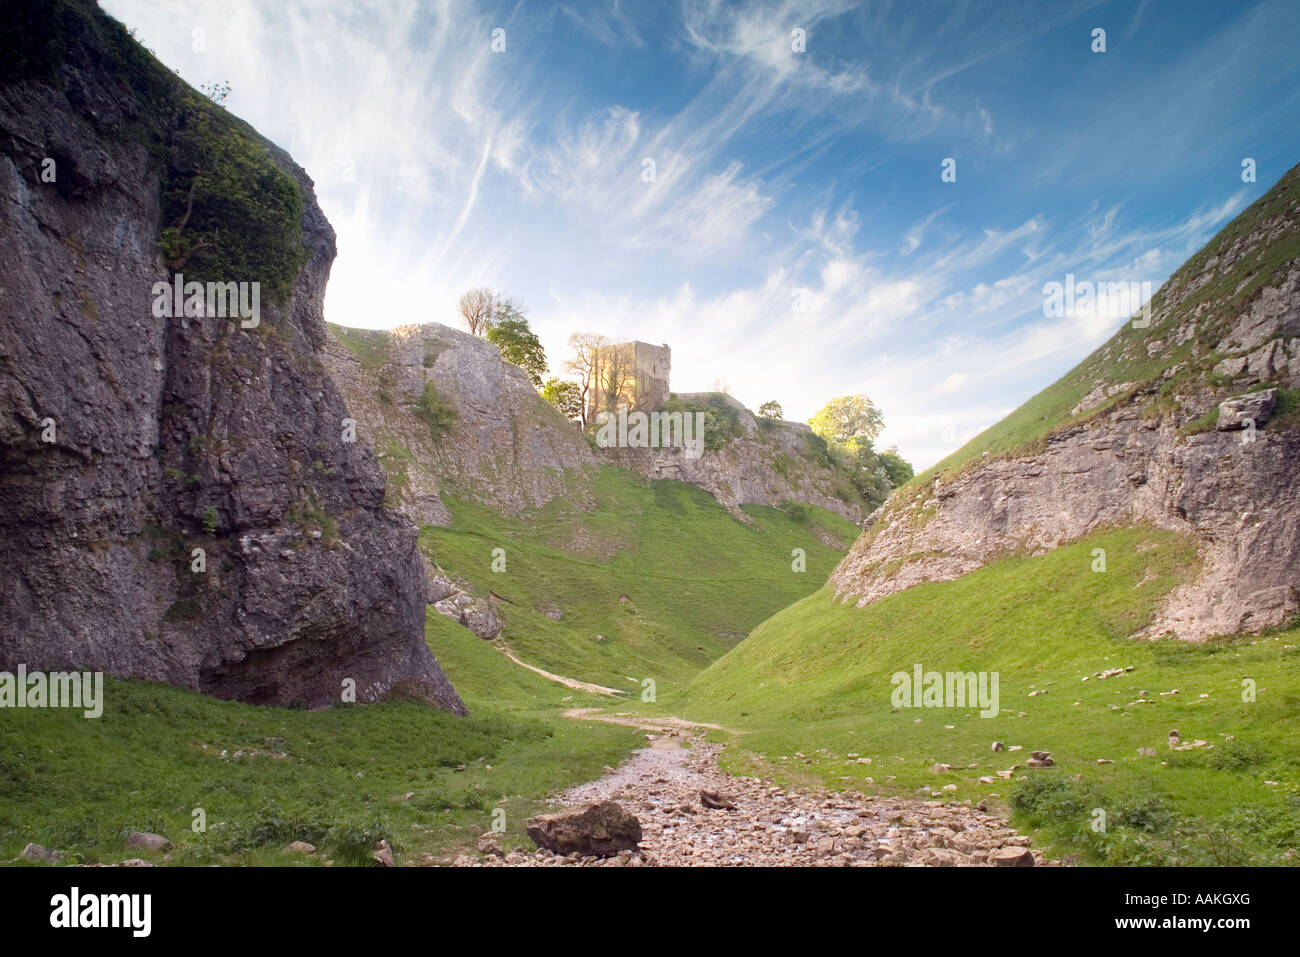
xmin=832 ymin=401 xmax=1300 ymax=639
xmin=0 ymin=0 xmax=463 ymax=713
xmin=830 ymin=165 xmax=1300 ymax=641
xmin=324 ymin=322 xmax=595 ymax=522
xmin=422 ymin=555 xmax=503 ymax=639
xmin=326 ymin=333 xmax=865 ymax=523
xmin=599 ymin=394 xmax=864 ymax=522
xmin=1217 ymin=387 xmax=1277 ymax=430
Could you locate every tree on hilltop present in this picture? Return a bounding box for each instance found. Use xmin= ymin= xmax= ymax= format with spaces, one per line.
xmin=809 ymin=394 xmax=884 ymax=447
xmin=486 ymin=301 xmax=547 ymax=387
xmin=458 ymin=287 xmax=494 ymax=337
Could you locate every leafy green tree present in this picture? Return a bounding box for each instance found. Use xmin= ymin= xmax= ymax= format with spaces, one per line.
xmin=878 ymin=447 xmax=914 ymax=488
xmin=486 ymin=304 xmax=547 ymax=387
xmin=758 ymin=400 xmax=783 ymax=419
xmin=542 ymin=377 xmax=583 ymax=422
xmin=809 ymin=394 xmax=884 ymax=446
xmin=805 ymin=395 xmax=910 ymax=511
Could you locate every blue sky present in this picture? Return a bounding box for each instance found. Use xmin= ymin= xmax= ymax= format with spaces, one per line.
xmin=106 ymin=0 xmax=1300 ymax=468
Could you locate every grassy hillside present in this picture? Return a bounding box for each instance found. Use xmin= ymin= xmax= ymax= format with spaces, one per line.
xmin=680 ymin=528 xmax=1300 ymax=865
xmin=0 ymin=612 xmax=637 ymax=866
xmin=920 ymin=162 xmax=1300 ymax=481
xmin=423 ymin=465 xmax=861 ymax=695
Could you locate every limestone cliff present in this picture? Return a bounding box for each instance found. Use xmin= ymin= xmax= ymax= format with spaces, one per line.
xmin=597 ymin=393 xmax=864 ymax=523
xmin=325 ymin=324 xmax=865 ymax=523
xmin=325 ymin=322 xmax=596 ymax=525
xmin=830 ymin=163 xmax=1300 ymax=640
xmin=0 ymin=0 xmax=464 ymax=712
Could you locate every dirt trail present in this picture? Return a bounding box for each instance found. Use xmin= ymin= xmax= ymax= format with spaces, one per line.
xmin=495 ymin=644 xmax=628 ymax=697
xmin=562 ymin=708 xmax=725 ymax=734
xmin=460 ymin=717 xmax=1055 ymax=867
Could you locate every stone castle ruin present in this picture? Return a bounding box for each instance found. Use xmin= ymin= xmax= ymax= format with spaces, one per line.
xmin=584 ymin=340 xmax=671 ymax=423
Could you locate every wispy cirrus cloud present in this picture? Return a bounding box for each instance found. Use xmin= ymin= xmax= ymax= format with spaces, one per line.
xmin=104 ymin=0 xmax=1300 ymax=469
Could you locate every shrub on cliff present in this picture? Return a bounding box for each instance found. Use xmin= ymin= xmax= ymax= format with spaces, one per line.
xmin=415 ymin=382 xmax=457 ymax=443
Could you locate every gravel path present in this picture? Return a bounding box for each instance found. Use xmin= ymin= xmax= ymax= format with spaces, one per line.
xmin=458 ymin=715 xmax=1054 ymax=867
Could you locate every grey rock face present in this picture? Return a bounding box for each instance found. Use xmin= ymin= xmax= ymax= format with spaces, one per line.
xmin=831 ymin=403 xmax=1299 ymax=640
xmin=1217 ymin=388 xmax=1277 ymax=430
xmin=830 ymin=223 xmax=1300 ymax=644
xmin=0 ymin=4 xmax=464 ymax=714
xmin=598 ymin=408 xmax=863 ymax=523
xmin=324 ymin=322 xmax=596 ymax=520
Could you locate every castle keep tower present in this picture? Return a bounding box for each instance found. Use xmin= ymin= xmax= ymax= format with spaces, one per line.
xmin=630 ymin=341 xmax=671 ymax=409
xmin=585 ymin=341 xmax=671 ymax=421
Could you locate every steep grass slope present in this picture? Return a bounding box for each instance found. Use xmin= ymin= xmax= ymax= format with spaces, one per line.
xmin=828 ymin=164 xmax=1300 ymax=639
xmin=681 ymin=529 xmax=1300 ymax=864
xmin=921 ymin=162 xmax=1300 ymax=481
xmin=423 ymin=465 xmax=861 ymax=694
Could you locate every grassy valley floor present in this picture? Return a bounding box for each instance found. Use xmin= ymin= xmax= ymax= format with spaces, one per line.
xmin=676 ymin=528 xmax=1300 ymax=865
xmin=0 ymin=614 xmax=639 ymax=866
xmin=420 ymin=467 xmax=861 ymax=696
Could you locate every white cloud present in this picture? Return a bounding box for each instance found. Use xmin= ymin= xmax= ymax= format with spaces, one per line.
xmin=102 ymin=0 xmax=1275 ymax=474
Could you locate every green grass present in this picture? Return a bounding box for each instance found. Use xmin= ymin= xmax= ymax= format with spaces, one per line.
xmin=679 ymin=527 xmax=1300 ymax=865
xmin=0 ymin=611 xmax=640 ymax=867
xmin=327 ymin=323 xmax=392 ymax=370
xmin=421 ymin=465 xmax=861 ymax=696
xmin=414 ymin=381 xmax=457 ymax=443
xmin=1273 ymin=386 xmax=1300 ymax=429
xmin=376 ymin=434 xmax=416 ymax=507
xmin=158 ymin=98 xmax=306 ymax=303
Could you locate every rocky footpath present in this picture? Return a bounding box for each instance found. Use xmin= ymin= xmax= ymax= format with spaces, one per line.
xmin=0 ymin=1 xmax=463 ymax=712
xmin=458 ymin=728 xmax=1047 ymax=867
xmin=831 ymin=168 xmax=1300 ymax=641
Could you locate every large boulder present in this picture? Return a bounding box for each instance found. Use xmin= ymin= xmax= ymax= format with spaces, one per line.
xmin=526 ymin=801 xmax=642 ymax=857
xmin=433 ymin=589 xmax=502 ymax=639
xmin=989 ymin=846 xmax=1035 ymax=867
xmin=1217 ymin=388 xmax=1278 ymax=430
